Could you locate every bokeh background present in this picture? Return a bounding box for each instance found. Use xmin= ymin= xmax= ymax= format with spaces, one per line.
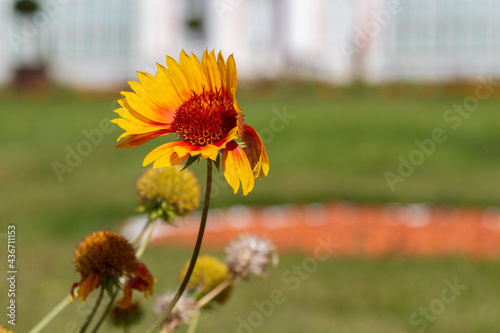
xmin=2 ymin=0 xmax=500 ymax=332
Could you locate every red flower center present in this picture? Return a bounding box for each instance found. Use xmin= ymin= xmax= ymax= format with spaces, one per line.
xmin=172 ymin=89 xmax=237 ymax=146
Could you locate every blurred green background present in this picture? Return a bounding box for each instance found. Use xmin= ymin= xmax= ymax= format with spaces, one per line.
xmin=3 ymin=83 xmax=500 ymax=234
xmin=2 ymin=0 xmax=500 ymax=331
xmin=1 ymin=83 xmax=500 ymax=332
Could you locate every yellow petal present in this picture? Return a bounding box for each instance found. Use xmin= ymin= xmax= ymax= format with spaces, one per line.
xmin=226 ymin=54 xmax=238 ymax=98
xmin=222 ymin=141 xmax=255 ymax=196
xmin=202 ymin=50 xmax=222 ymax=92
xmin=137 ymin=71 xmax=160 ymax=91
xmin=165 ymin=55 xmax=192 ymax=99
xmin=128 ymin=80 xmax=146 ymax=97
xmin=217 ymin=51 xmax=228 ymax=93
xmin=120 ymin=90 xmax=174 ymax=125
xmin=115 ymin=130 xmax=172 ymax=149
xmin=143 ymin=141 xmax=183 ymax=167
xmin=181 ymin=51 xmax=208 ymax=94
xmin=153 ymin=151 xmax=189 ymax=169
xmin=154 ymin=63 xmax=186 ymax=107
xmin=137 ymin=71 xmax=182 ymax=118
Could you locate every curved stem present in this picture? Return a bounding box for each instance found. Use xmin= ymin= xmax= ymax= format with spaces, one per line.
xmin=135 ymin=219 xmax=156 ymax=259
xmin=80 ymin=286 xmax=105 ymax=333
xmin=131 ymin=219 xmax=152 ymax=246
xmin=89 ymin=288 xmax=119 ymax=333
xmin=145 ymin=161 xmax=213 ymax=333
xmin=28 ymin=295 xmax=72 ymax=333
xmin=28 ymin=188 xmax=158 ymax=333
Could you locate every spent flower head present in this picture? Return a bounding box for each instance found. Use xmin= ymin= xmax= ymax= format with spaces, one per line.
xmin=179 ymin=255 xmax=233 ymax=305
xmin=154 ymin=293 xmax=197 ymax=333
xmin=225 ymin=233 xmax=278 ymax=279
xmin=70 ymin=230 xmax=156 ymax=308
xmin=108 ymin=301 xmax=143 ymax=328
xmin=137 ymin=166 xmax=200 ymax=223
xmin=112 ymin=49 xmax=269 ymax=196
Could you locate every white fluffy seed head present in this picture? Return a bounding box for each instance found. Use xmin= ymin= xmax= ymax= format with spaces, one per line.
xmin=154 ymin=292 xmax=197 ymax=333
xmin=225 ymin=233 xmax=278 ymax=279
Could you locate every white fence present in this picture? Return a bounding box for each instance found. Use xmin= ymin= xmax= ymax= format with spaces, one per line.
xmin=0 ymin=0 xmax=499 ymax=88
xmin=376 ymin=0 xmax=500 ymax=82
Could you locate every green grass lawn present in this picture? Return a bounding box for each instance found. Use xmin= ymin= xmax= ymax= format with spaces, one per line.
xmin=2 ymin=83 xmax=500 ymax=239
xmin=1 ymin=83 xmax=500 ymax=332
xmin=5 ymin=238 xmax=500 ymax=333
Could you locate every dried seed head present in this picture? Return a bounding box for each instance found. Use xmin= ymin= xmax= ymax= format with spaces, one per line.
xmin=108 ymin=301 xmax=143 ymax=327
xmin=225 ymin=234 xmax=278 ymax=279
xmin=154 ymin=293 xmax=197 ymax=333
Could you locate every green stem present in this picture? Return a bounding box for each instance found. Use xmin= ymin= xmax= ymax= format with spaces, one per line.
xmin=186 ymin=309 xmax=201 ymax=333
xmin=27 ymin=191 xmax=155 ymax=333
xmin=90 ymin=208 xmax=154 ymax=333
xmin=131 ymin=220 xmax=151 ymax=246
xmin=135 ymin=219 xmax=156 ymax=259
xmin=28 ymin=295 xmax=72 ymax=333
xmin=80 ymin=286 xmax=105 ymax=333
xmin=145 ymin=161 xmax=213 ymax=333
xmin=89 ymin=288 xmax=119 ymax=333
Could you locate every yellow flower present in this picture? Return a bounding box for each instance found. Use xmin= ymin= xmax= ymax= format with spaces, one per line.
xmin=0 ymin=324 xmax=14 ymax=333
xmin=179 ymin=255 xmax=233 ymax=305
xmin=136 ymin=166 xmax=200 ymax=223
xmin=70 ymin=230 xmax=156 ymax=308
xmin=112 ymin=49 xmax=269 ymax=196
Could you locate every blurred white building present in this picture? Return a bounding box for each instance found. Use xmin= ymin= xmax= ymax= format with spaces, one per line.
xmin=1 ymin=0 xmax=499 ymax=89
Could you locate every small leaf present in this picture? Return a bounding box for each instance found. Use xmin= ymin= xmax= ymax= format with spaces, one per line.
xmin=149 ymin=211 xmax=158 ymax=221
xmin=103 ymin=278 xmax=117 ymax=297
xmin=181 ymin=155 xmax=200 ymax=171
xmin=214 ymin=152 xmax=221 ymax=172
